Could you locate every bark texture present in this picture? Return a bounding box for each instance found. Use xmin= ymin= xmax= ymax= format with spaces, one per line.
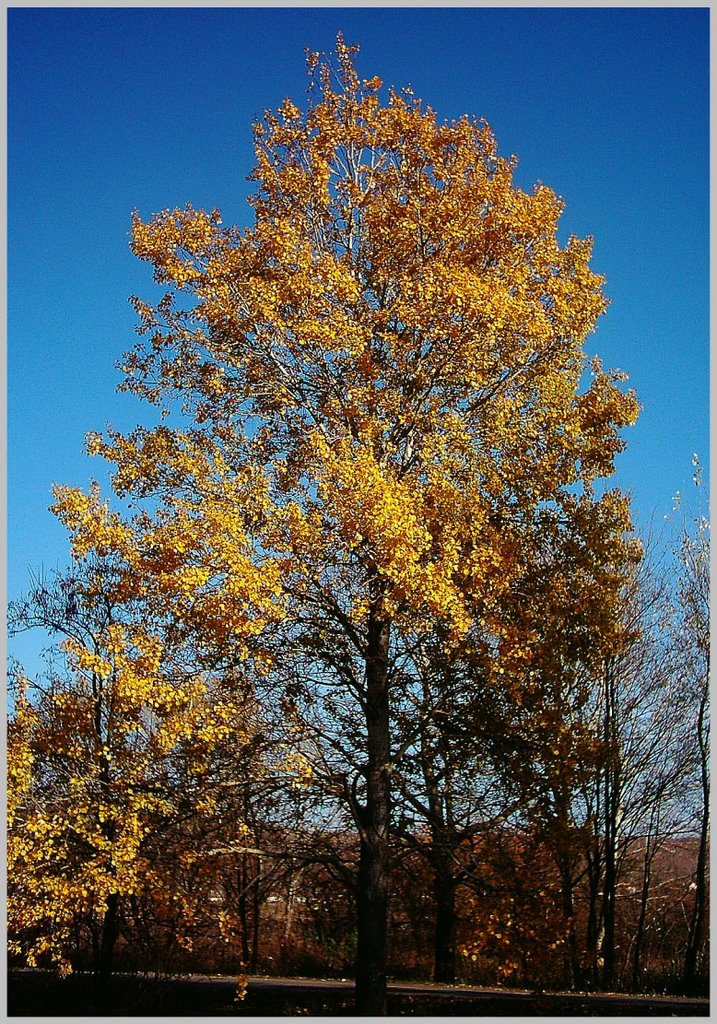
xmin=354 ymin=613 xmax=391 ymax=1015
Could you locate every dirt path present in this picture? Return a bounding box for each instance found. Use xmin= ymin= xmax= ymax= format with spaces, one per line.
xmin=8 ymin=969 xmax=710 ymax=1016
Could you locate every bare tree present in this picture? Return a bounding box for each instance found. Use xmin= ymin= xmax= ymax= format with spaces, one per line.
xmin=674 ymin=461 xmax=710 ymax=992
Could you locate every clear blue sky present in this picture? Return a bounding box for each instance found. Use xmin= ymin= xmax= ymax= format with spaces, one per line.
xmin=8 ymin=7 xmax=709 ymax=670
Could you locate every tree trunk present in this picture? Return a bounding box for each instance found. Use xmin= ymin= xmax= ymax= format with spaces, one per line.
xmin=90 ymin=910 xmax=102 ymax=974
xmin=98 ymin=891 xmax=119 ymax=979
xmin=251 ymin=866 xmax=261 ymax=973
xmin=584 ymin=841 xmax=604 ymax=989
xmin=239 ymin=854 xmax=251 ymax=966
xmin=602 ymin=838 xmax=617 ymax=989
xmin=558 ymin=859 xmax=580 ymax=989
xmin=433 ymin=866 xmax=457 ymax=984
xmin=601 ymin=659 xmax=620 ymax=991
xmin=684 ymin=690 xmax=709 ymax=993
xmin=282 ymin=865 xmax=296 ymax=960
xmin=95 ymin=676 xmax=118 ymax=982
xmin=354 ymin=613 xmax=391 ymax=1016
xmin=631 ymin=835 xmax=653 ymax=992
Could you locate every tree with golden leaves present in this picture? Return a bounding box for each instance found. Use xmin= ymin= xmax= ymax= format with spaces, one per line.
xmin=50 ymin=37 xmax=638 ymax=1012
xmin=8 ymin=558 xmax=263 ymax=982
xmin=391 ymin=489 xmax=641 ymax=987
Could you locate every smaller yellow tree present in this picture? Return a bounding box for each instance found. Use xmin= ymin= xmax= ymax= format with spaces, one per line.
xmin=7 ymin=557 xmax=263 ymax=978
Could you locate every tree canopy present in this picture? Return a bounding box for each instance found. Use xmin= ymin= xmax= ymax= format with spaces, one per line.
xmin=18 ymin=37 xmax=648 ymax=1013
